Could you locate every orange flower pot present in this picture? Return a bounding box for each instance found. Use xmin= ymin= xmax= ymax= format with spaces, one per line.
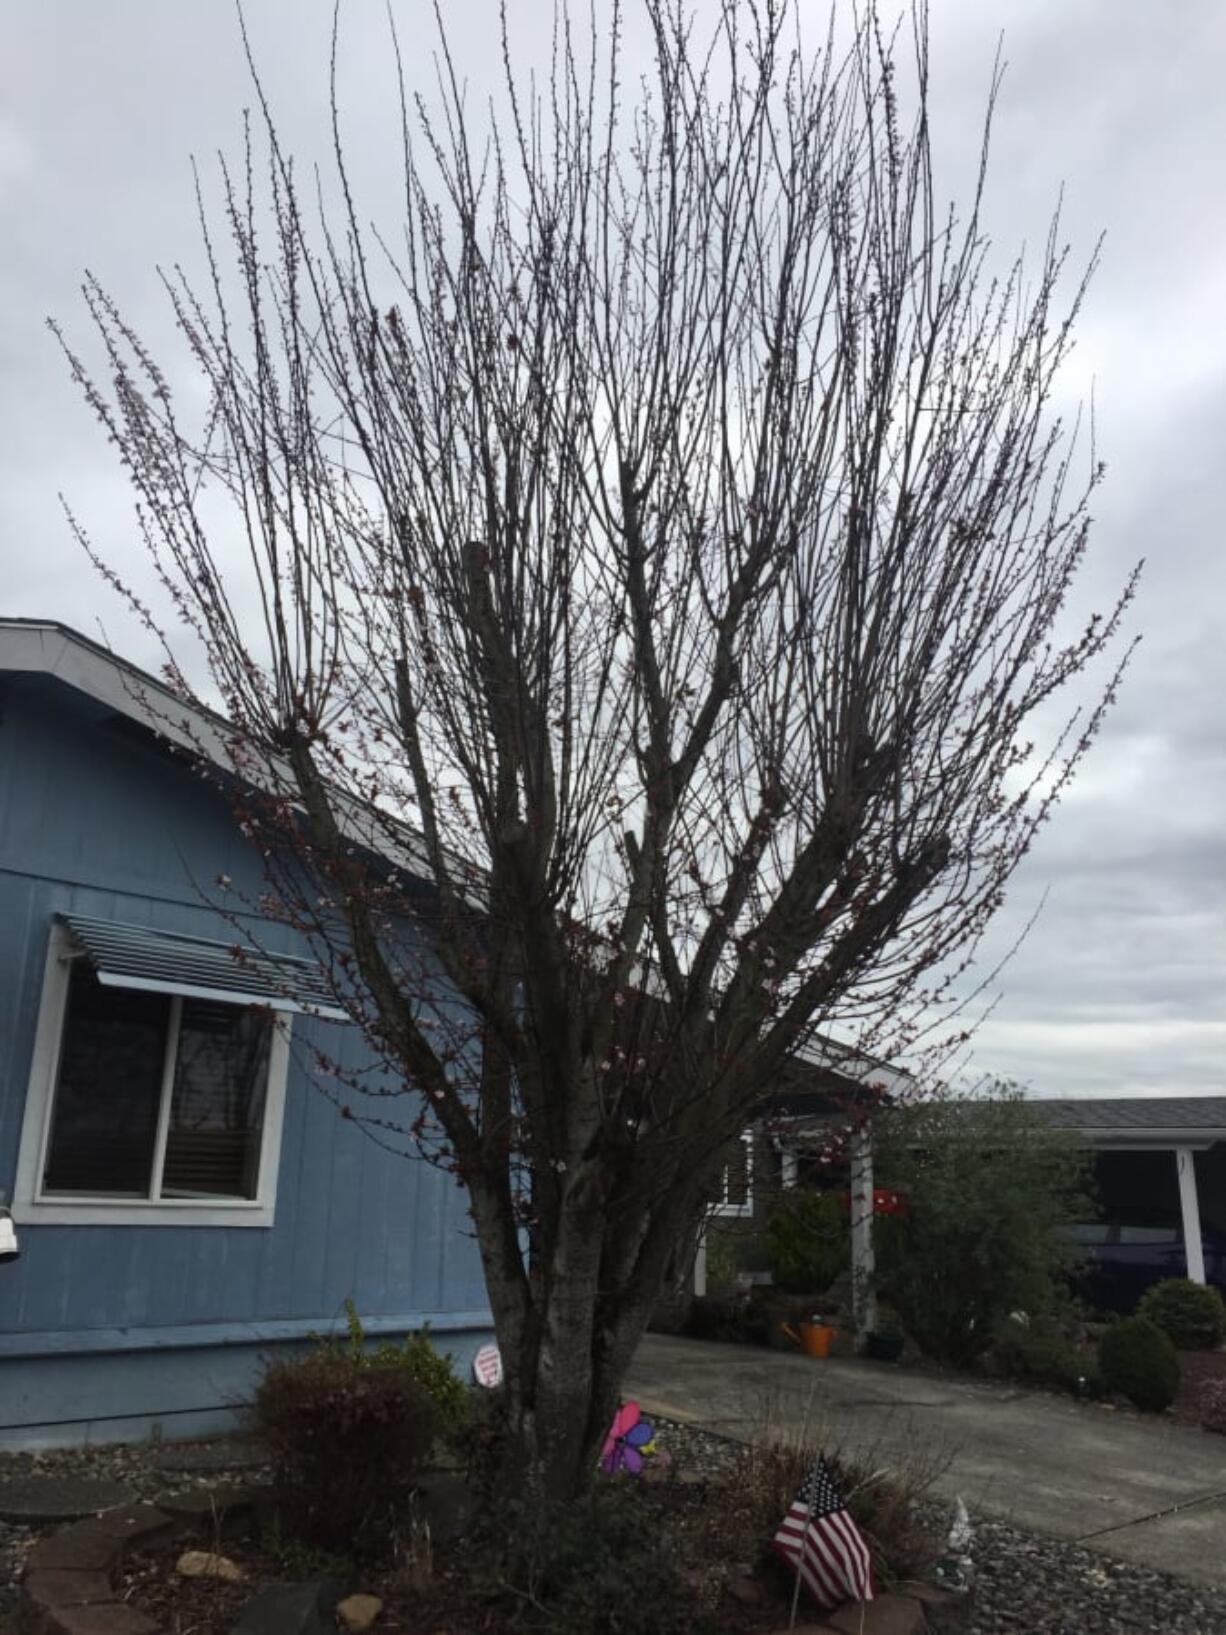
xmin=781 ymin=1320 xmax=837 ymax=1358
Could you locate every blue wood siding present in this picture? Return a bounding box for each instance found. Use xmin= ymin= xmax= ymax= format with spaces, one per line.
xmin=0 ymin=674 xmax=490 ymax=1436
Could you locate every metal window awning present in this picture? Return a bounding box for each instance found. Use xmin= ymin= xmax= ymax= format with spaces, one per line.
xmin=60 ymin=915 xmax=349 ymax=1020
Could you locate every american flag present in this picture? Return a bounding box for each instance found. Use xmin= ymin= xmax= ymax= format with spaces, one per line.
xmin=771 ymin=1457 xmax=874 ymax=1610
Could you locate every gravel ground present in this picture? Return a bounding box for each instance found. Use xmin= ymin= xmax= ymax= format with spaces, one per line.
xmin=4 ymin=1426 xmax=1226 ymax=1634
xmin=967 ymin=1518 xmax=1226 ymax=1635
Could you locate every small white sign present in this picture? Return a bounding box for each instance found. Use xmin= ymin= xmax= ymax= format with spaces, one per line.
xmin=472 ymin=1342 xmax=503 ymax=1388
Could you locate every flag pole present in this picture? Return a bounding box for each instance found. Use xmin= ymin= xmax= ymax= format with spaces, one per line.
xmin=787 ymin=1379 xmax=821 ymax=1634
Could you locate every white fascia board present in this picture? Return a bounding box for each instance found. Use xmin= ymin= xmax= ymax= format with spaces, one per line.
xmin=795 ymin=1032 xmax=914 ymax=1096
xmin=1075 ymin=1130 xmax=1223 ymax=1150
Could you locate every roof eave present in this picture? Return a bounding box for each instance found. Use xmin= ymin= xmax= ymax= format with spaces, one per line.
xmin=1071 ymin=1127 xmax=1225 ymax=1148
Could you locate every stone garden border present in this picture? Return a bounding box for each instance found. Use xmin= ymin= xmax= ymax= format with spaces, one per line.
xmin=19 ymin=1501 xmax=967 ymax=1635
xmin=20 ymin=1503 xmax=174 ymax=1635
xmin=18 ymin=1489 xmax=264 ymax=1635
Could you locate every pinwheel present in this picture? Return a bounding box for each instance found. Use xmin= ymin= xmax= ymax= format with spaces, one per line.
xmin=600 ymin=1400 xmax=658 ymax=1475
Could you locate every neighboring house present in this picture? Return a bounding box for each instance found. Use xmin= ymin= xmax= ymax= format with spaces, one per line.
xmin=1036 ymin=1097 xmax=1226 ymax=1308
xmin=0 ymin=619 xmax=491 ymax=1449
xmin=695 ymin=1048 xmax=913 ymax=1295
xmin=773 ymin=1090 xmax=1226 ymax=1314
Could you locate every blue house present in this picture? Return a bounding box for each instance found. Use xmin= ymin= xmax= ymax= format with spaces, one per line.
xmin=0 ymin=619 xmax=492 ymax=1448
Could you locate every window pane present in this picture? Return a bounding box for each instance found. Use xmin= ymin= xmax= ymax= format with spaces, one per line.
xmin=1118 ymin=1223 xmax=1179 ymax=1245
xmin=42 ymin=964 xmax=168 ymax=1197
xmin=160 ymin=1001 xmax=271 ymax=1199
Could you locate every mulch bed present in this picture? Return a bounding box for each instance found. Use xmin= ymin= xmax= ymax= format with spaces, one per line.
xmin=121 ymin=1544 xmax=275 ymax=1634
xmin=116 ymin=1480 xmax=801 ymax=1635
xmin=107 ymin=1426 xmax=850 ymax=1635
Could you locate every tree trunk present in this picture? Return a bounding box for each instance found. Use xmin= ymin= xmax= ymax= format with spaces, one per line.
xmin=506 ymin=1321 xmax=624 ymax=1501
xmin=476 ymin=1180 xmax=669 ymax=1501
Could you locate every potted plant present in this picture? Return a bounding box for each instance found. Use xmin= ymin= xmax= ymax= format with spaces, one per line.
xmin=863 ymin=1311 xmax=906 ymax=1363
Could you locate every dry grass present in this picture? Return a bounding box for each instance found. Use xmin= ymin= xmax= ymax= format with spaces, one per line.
xmin=735 ymin=1385 xmax=951 ymax=1589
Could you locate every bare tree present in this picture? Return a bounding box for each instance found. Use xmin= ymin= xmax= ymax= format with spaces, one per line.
xmin=57 ymin=0 xmax=1136 ymax=1498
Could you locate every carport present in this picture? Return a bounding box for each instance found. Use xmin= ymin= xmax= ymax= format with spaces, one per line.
xmin=1038 ymin=1097 xmax=1226 ymax=1284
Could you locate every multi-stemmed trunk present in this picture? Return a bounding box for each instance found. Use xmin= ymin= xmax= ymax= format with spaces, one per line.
xmin=472 ymin=1168 xmax=684 ymax=1500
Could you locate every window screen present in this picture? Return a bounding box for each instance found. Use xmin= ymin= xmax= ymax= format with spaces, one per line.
xmin=161 ymin=1000 xmax=271 ymax=1199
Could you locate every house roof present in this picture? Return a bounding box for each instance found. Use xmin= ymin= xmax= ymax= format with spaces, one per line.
xmin=1035 ymin=1097 xmax=1226 ymax=1146
xmin=0 ymin=617 xmax=233 ymax=759
xmin=1 ymin=617 xmax=913 ymax=1094
xmin=0 ymin=616 xmax=443 ymax=888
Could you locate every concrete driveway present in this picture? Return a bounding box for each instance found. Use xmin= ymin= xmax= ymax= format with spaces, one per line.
xmin=628 ymin=1334 xmax=1226 ymax=1588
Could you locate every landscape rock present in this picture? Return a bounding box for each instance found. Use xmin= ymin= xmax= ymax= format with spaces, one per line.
xmin=23 ymin=1568 xmax=117 ymax=1609
xmin=727 ymin=1575 xmax=765 ymax=1607
xmin=175 ymin=1547 xmax=246 ymax=1582
xmin=26 ymin=1523 xmax=121 ymax=1574
xmin=230 ymin=1578 xmax=346 ymax=1635
xmin=150 ymin=1438 xmax=266 ymax=1476
xmin=825 ymin=1593 xmax=925 ymax=1635
xmin=412 ymin=1471 xmax=471 ymax=1544
xmin=336 ymin=1592 xmax=383 ymax=1630
xmin=35 ymin=1605 xmax=161 ymax=1635
xmin=894 ymin=1579 xmax=971 ymax=1631
xmin=0 ymin=1477 xmax=137 ymax=1525
xmin=159 ymin=1485 xmax=260 ymax=1539
xmin=88 ymin=1505 xmax=175 ymax=1553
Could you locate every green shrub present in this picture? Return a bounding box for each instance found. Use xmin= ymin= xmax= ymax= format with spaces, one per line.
xmin=1137 ymin=1279 xmax=1226 ymax=1351
xmin=339 ymin=1300 xmax=471 ymax=1438
xmin=992 ymin=1316 xmax=1101 ymax=1398
xmin=872 ymin=1087 xmax=1095 ymax=1367
xmin=684 ymin=1292 xmax=769 ymax=1345
xmin=483 ymin=1484 xmax=684 ymax=1635
xmin=1098 ymin=1317 xmax=1180 ymax=1412
xmin=253 ymin=1347 xmax=439 ymax=1556
xmin=765 ymin=1190 xmax=848 ymax=1294
xmin=704 ymin=1221 xmax=759 ymax=1294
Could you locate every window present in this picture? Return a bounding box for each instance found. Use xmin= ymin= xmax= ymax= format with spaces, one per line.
xmin=13 ymin=920 xmax=305 ymax=1227
xmin=43 ymin=963 xmax=272 ymax=1202
xmin=1118 ymin=1223 xmax=1179 ymax=1246
xmin=712 ymin=1131 xmax=754 ymax=1218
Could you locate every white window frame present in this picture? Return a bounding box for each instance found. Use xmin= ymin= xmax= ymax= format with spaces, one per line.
xmin=12 ymin=922 xmax=290 ymax=1228
xmin=711 ymin=1129 xmax=755 ymax=1218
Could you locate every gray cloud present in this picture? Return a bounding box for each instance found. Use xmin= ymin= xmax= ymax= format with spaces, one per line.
xmin=2 ymin=1 xmax=1222 ymax=1098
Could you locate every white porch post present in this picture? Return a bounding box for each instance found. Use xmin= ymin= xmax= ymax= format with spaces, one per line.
xmin=781 ymin=1148 xmax=799 ymax=1189
xmin=1175 ymin=1147 xmax=1206 ymax=1285
xmin=692 ymin=1227 xmax=708 ymax=1297
xmin=850 ymin=1123 xmax=877 ymax=1345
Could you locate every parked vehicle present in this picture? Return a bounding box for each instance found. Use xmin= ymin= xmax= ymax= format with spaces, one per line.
xmin=1066 ymin=1211 xmax=1226 ymax=1314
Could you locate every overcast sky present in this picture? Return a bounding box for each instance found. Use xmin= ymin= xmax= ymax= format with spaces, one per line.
xmin=1 ymin=2 xmax=1223 ymax=1099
